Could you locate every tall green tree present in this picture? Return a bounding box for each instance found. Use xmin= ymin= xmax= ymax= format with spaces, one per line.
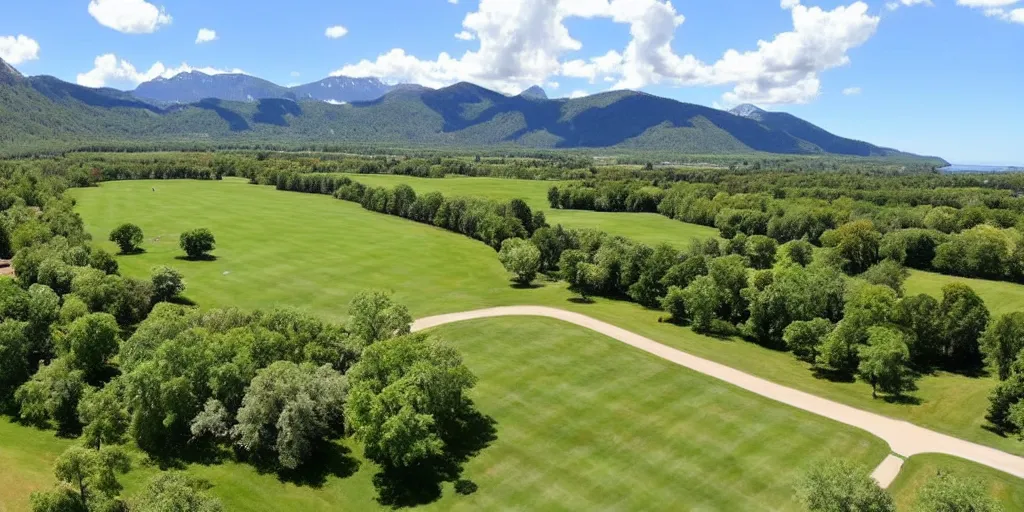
xmin=982 ymin=313 xmax=1024 ymax=381
xmin=346 ymin=290 xmax=412 ymax=346
xmin=858 ymin=327 xmax=915 ymax=399
xmin=498 ymin=238 xmax=541 ymax=285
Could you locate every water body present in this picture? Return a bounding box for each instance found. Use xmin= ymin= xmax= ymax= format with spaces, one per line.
xmin=941 ymin=164 xmax=1024 ymax=173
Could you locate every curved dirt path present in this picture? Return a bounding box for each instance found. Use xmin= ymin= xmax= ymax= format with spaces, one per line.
xmin=412 ymin=306 xmax=1024 ymax=481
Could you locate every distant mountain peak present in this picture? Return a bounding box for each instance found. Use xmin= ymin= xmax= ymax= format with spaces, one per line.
xmin=0 ymin=57 xmax=25 ymax=85
xmin=519 ymin=85 xmax=547 ymax=100
xmin=730 ymin=103 xmax=766 ymax=119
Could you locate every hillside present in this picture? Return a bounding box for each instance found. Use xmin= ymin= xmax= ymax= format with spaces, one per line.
xmin=132 ymin=72 xmax=394 ymax=105
xmin=730 ymin=104 xmax=906 ymax=158
xmin=0 ymin=58 xmax=945 ymax=162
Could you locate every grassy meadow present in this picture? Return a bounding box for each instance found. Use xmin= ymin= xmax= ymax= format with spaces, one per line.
xmin=65 ymin=179 xmax=1024 ymax=458
xmin=0 ymin=318 xmax=890 ymax=511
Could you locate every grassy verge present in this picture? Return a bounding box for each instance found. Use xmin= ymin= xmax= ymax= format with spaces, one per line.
xmin=889 ymin=453 xmax=1024 ymax=510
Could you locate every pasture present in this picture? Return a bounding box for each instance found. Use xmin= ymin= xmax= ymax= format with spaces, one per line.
xmin=68 ymin=179 xmax=1024 ymax=456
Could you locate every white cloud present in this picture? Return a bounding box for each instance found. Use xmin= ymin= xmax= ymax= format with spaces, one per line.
xmin=886 ymin=0 xmax=933 ymax=10
xmin=195 ymin=28 xmax=217 ymax=44
xmin=76 ymin=53 xmax=243 ymax=88
xmin=449 ymin=0 xmax=458 ymax=3
xmin=956 ymin=0 xmax=1024 ymax=24
xmin=88 ymin=0 xmax=171 ymax=34
xmin=568 ymin=90 xmax=589 ymax=98
xmin=547 ymin=81 xmax=560 ymax=89
xmin=332 ymin=0 xmax=880 ymax=104
xmin=842 ymin=86 xmax=862 ymax=95
xmin=0 ymin=35 xmax=40 ymax=65
xmin=325 ymin=26 xmax=348 ymax=39
xmin=455 ymin=31 xmax=475 ymax=41
xmin=291 ymin=71 xmax=301 ymax=77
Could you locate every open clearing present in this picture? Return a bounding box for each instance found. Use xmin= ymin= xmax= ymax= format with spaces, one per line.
xmin=0 ymin=318 xmax=889 ymax=511
xmin=68 ymin=179 xmax=1024 ymax=456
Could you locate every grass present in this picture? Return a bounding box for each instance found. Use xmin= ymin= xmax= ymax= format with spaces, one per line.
xmin=905 ymin=269 xmax=1024 ymax=317
xmin=0 ymin=318 xmax=889 ymax=510
xmin=343 ymin=173 xmax=720 ymax=247
xmin=889 ymin=454 xmax=1024 ymax=510
xmin=67 ymin=179 xmax=1024 ymax=457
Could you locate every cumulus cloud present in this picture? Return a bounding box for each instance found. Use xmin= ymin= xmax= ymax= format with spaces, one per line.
xmin=195 ymin=28 xmax=217 ymax=44
xmin=332 ymin=0 xmax=880 ymax=104
xmin=842 ymin=86 xmax=862 ymax=95
xmin=956 ymin=0 xmax=1024 ymax=24
xmin=76 ymin=53 xmax=243 ymax=88
xmin=325 ymin=26 xmax=348 ymax=39
xmin=0 ymin=34 xmax=40 ymax=65
xmin=88 ymin=0 xmax=171 ymax=34
xmin=454 ymin=31 xmax=475 ymax=41
xmin=568 ymin=90 xmax=589 ymax=98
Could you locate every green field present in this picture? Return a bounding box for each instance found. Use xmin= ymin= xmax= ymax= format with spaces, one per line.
xmin=67 ymin=179 xmax=1024 ymax=457
xmin=905 ymin=269 xmax=1024 ymax=317
xmin=344 ymin=173 xmax=721 ymax=247
xmin=0 ymin=318 xmax=890 ymax=510
xmin=889 ymin=454 xmax=1024 ymax=510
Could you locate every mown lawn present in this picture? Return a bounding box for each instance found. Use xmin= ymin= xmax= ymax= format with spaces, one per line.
xmin=343 ymin=173 xmax=720 ymax=247
xmin=68 ymin=180 xmax=1024 ymax=456
xmin=905 ymin=269 xmax=1024 ymax=317
xmin=0 ymin=318 xmax=890 ymax=510
xmin=889 ymin=454 xmax=1024 ymax=511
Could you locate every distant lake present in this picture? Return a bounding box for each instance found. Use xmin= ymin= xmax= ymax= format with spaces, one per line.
xmin=941 ymin=164 xmax=1024 ymax=173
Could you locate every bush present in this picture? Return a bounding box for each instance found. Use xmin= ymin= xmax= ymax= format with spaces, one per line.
xmin=179 ymin=229 xmax=216 ymax=259
xmin=151 ymin=266 xmax=186 ymax=303
xmin=498 ymin=238 xmax=542 ymax=285
xmin=109 ymin=223 xmax=143 ymax=254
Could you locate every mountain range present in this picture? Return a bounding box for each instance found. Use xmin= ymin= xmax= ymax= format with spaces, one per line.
xmin=132 ymin=72 xmax=393 ymax=105
xmin=0 ymin=58 xmax=944 ymax=163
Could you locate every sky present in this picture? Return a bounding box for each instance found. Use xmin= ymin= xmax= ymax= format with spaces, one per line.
xmin=1 ymin=0 xmax=1022 ymax=165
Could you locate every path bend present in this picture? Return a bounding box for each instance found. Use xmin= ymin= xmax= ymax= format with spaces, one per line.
xmin=412 ymin=306 xmax=1024 ymax=480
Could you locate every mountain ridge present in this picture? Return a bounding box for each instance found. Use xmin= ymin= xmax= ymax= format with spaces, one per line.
xmin=0 ymin=57 xmax=946 ymax=163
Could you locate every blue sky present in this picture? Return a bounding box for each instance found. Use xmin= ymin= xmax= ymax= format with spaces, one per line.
xmin=1 ymin=0 xmax=1022 ymax=164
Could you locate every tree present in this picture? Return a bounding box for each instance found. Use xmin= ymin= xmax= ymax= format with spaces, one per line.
xmin=179 ymin=228 xmax=216 ymax=259
xmin=108 ymin=223 xmax=143 ymax=254
xmin=0 ymin=319 xmax=31 ymax=402
xmin=16 ymin=358 xmax=86 ymax=433
xmin=781 ymin=239 xmax=815 ymax=267
xmin=58 ymin=313 xmax=121 ymax=381
xmin=784 ymin=319 xmax=834 ymax=363
xmin=661 ymin=286 xmax=687 ymax=324
xmin=821 ymin=220 xmax=881 ymax=274
xmin=681 ymin=276 xmax=722 ymax=333
xmin=745 ymin=235 xmax=778 ymax=270
xmin=938 ymin=283 xmax=990 ymax=370
xmin=861 ymin=259 xmax=910 ymax=296
xmin=151 ymin=266 xmax=186 ymax=303
xmin=559 ymin=249 xmax=591 ymax=300
xmin=233 ymin=362 xmax=347 ymax=469
xmin=795 ymin=458 xmax=895 ymax=512
xmin=78 ymin=383 xmax=129 ymax=449
xmin=498 ymin=238 xmax=541 ymax=285
xmin=31 ymin=446 xmax=130 ymax=511
xmin=858 ymin=327 xmax=914 ymax=399
xmin=707 ymin=255 xmax=749 ymax=324
xmin=346 ymin=333 xmax=477 ymax=471
xmin=982 ymin=313 xmax=1024 ymax=381
xmin=915 ymin=472 xmax=1003 ymax=512
xmin=346 ymin=290 xmax=412 ymax=346
xmin=894 ymin=294 xmax=943 ymax=368
xmin=132 ymin=473 xmax=222 ymax=512
xmin=88 ymin=249 xmax=119 ymax=275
